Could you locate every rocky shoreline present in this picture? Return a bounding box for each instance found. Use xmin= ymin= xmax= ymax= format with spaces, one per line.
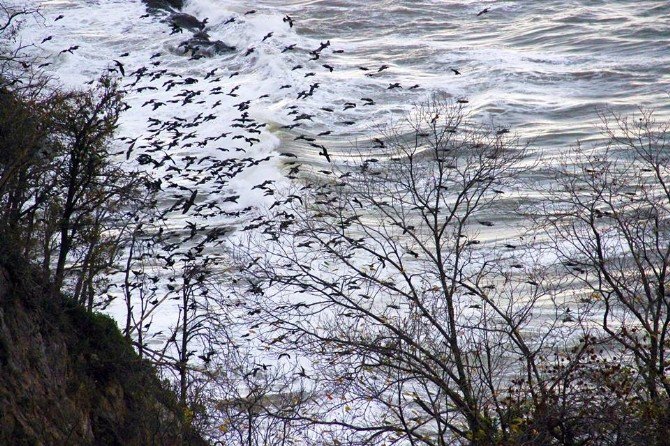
xmin=144 ymin=0 xmax=236 ymax=58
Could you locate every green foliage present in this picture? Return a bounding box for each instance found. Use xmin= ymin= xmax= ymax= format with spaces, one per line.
xmin=0 ymin=75 xmax=153 ymax=307
xmin=63 ymin=298 xmax=137 ymax=383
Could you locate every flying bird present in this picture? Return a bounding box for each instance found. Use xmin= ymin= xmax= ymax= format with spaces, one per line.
xmin=182 ymin=189 xmax=198 ymax=214
xmin=318 ymin=146 xmax=331 ymax=162
xmin=59 ymin=45 xmax=79 ymax=55
xmin=113 ymin=59 xmax=125 ymax=76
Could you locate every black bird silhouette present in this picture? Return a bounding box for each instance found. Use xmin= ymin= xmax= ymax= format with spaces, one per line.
xmin=262 ymin=32 xmax=273 ymax=42
xmin=252 ymin=180 xmax=274 ymax=190
xmin=59 ymin=45 xmax=79 ymax=55
xmin=316 ymin=40 xmax=331 ymax=52
xmin=283 ymin=15 xmax=294 ymax=27
xmin=477 ymin=7 xmax=490 ymax=16
xmin=282 ymin=44 xmax=296 ymax=52
xmin=204 ymin=68 xmax=218 ymax=79
xmin=245 ymin=9 xmax=256 ymax=15
xmin=41 ymin=36 xmax=53 ymax=43
xmin=294 ymin=113 xmax=313 ymax=121
xmin=113 ymin=59 xmax=125 ymax=76
xmin=182 ymin=189 xmax=198 ymax=214
xmin=318 ymin=146 xmax=331 ymax=162
xmin=322 ymin=64 xmax=334 ymax=72
xmin=54 ymin=14 xmax=64 ymax=21
xmin=451 ymin=68 xmax=461 ymax=75
xmin=387 ymin=82 xmax=401 ymax=89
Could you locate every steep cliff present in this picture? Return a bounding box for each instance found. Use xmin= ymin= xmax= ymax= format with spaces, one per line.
xmin=0 ymin=252 xmax=208 ymax=446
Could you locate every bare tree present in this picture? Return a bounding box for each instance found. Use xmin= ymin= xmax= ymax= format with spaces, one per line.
xmin=0 ymin=2 xmax=45 ymax=93
xmin=134 ymin=258 xmax=230 ymax=424
xmin=233 ymin=98 xmax=571 ymax=445
xmin=209 ymin=349 xmax=313 ymax=446
xmin=540 ymin=109 xmax=670 ymax=446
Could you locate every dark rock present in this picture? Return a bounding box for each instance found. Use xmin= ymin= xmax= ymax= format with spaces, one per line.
xmin=192 ymin=30 xmax=210 ymax=40
xmin=144 ymin=0 xmax=184 ymax=11
xmin=200 ymin=39 xmax=236 ymax=55
xmin=170 ymin=13 xmax=207 ymax=31
xmin=180 ymin=36 xmax=236 ymax=58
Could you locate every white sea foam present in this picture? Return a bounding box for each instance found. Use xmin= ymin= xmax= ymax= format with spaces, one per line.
xmin=14 ymin=0 xmax=670 ymax=348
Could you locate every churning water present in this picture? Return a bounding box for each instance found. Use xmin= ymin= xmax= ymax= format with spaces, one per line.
xmin=14 ymin=0 xmax=670 ymax=331
xmin=21 ymin=0 xmax=670 ymax=159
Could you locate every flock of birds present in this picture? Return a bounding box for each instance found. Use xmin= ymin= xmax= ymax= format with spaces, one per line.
xmin=29 ymin=3 xmax=526 ymax=356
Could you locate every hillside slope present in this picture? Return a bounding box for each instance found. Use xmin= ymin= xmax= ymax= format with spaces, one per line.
xmin=0 ymin=250 xmax=208 ymax=446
